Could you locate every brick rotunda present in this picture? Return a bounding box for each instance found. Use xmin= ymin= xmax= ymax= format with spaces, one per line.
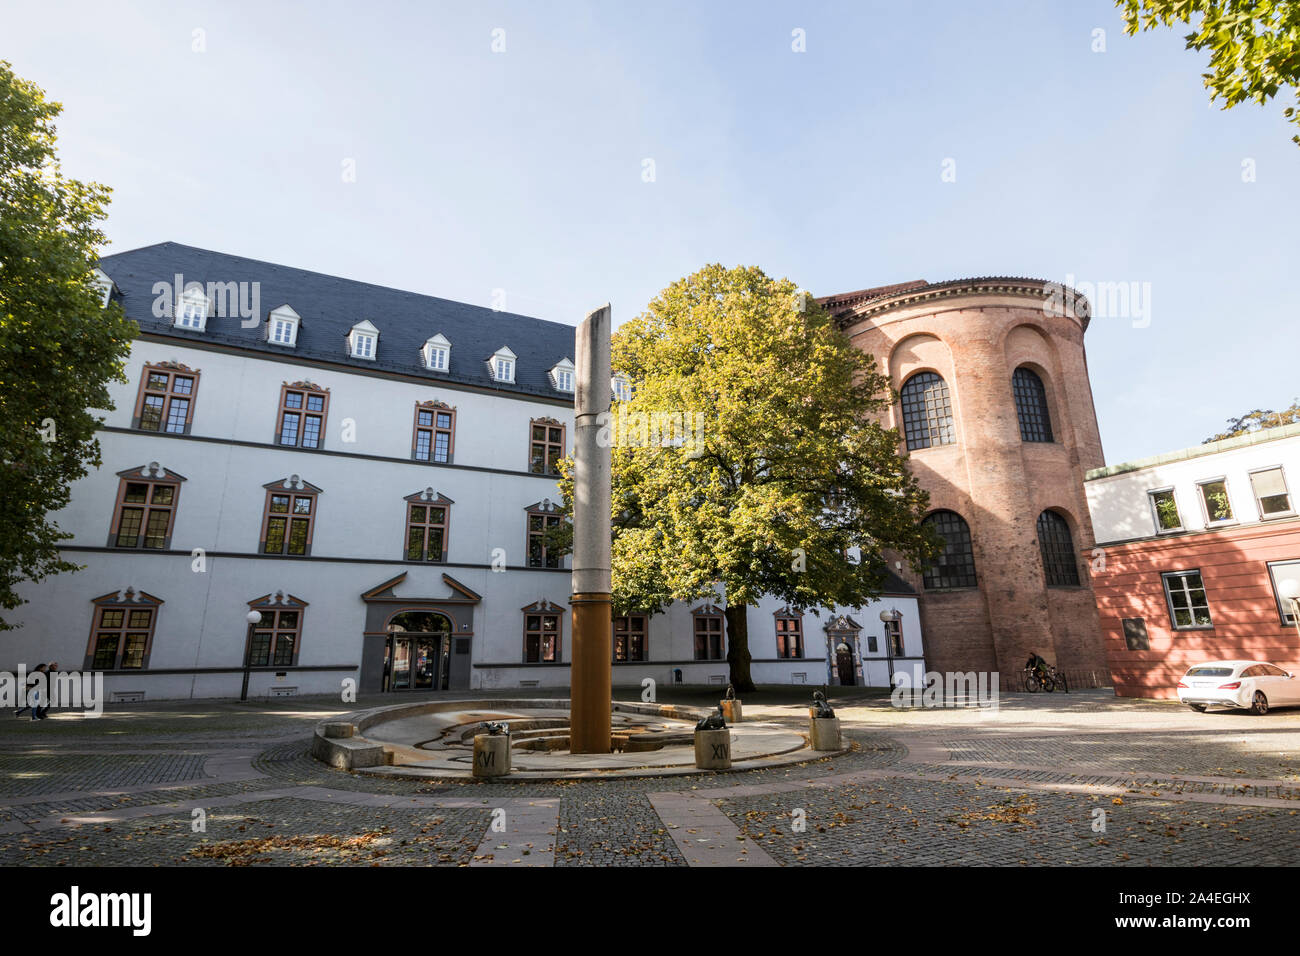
xmin=820 ymin=278 xmax=1110 ymax=685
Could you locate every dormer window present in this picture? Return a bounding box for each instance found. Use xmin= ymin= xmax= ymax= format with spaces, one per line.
xmin=488 ymin=346 xmax=516 ymax=383
xmin=176 ymin=287 xmax=209 ymax=331
xmin=92 ymin=268 xmax=115 ymax=308
xmin=267 ymin=305 xmax=300 ymax=347
xmin=348 ymin=320 xmax=379 ymax=360
xmin=612 ymin=375 xmax=632 ymax=402
xmin=422 ymin=333 xmax=451 ymax=372
xmin=550 ymin=358 xmax=575 ymax=393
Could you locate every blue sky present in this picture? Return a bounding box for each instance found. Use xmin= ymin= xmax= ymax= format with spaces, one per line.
xmin=6 ymin=0 xmax=1298 ymax=464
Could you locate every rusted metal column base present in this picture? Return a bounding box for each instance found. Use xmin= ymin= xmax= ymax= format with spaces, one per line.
xmin=569 ymin=592 xmax=612 ymax=753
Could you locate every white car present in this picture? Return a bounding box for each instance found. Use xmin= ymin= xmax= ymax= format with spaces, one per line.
xmin=1177 ymin=660 xmax=1300 ymax=715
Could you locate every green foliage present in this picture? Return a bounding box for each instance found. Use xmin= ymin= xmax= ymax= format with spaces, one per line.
xmin=1118 ymin=0 xmax=1300 ymax=145
xmin=0 ymin=61 xmax=136 ymax=629
xmin=554 ymin=264 xmax=940 ymax=689
xmin=1154 ymin=491 xmax=1182 ymax=529
xmin=1203 ymin=399 xmax=1300 ymax=441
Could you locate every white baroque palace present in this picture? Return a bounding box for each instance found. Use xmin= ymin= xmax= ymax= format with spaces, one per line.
xmin=9 ymin=244 xmax=922 ymax=701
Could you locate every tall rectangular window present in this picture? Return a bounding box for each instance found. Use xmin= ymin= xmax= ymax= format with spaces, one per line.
xmin=527 ymin=509 xmax=562 ymax=568
xmin=1250 ymin=467 xmax=1293 ymax=518
xmin=1197 ymin=478 xmax=1234 ymax=524
xmin=111 ymin=477 xmax=180 ymax=549
xmin=246 ymin=607 xmax=303 ymax=667
xmin=884 ymin=618 xmax=904 ymax=657
xmin=1162 ymin=569 xmax=1213 ymax=630
xmin=413 ymin=404 xmax=455 ymax=464
xmin=261 ymin=486 xmax=317 ymax=556
xmin=693 ymin=609 xmax=725 ymax=661
xmin=529 ymin=419 xmax=566 ymax=475
xmin=86 ymin=591 xmax=161 ymax=671
xmin=524 ymin=613 xmax=560 ymax=663
xmin=1148 ymin=488 xmax=1182 ymax=533
xmin=133 ymin=365 xmax=199 ymax=434
xmin=406 ymin=500 xmax=449 ymax=562
xmin=276 ymin=385 xmax=328 ymax=449
xmin=775 ymin=614 xmax=803 ymax=658
xmin=613 ymin=615 xmax=647 ymax=662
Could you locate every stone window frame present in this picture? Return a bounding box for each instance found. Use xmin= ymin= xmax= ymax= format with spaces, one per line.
xmin=108 ymin=464 xmax=186 ymax=550
xmin=692 ymin=604 xmax=726 ymax=661
xmin=1248 ymin=465 xmax=1295 ymax=520
xmin=522 ymin=599 xmax=564 ymax=663
xmin=404 ymin=488 xmax=453 ymax=563
xmin=84 ymin=588 xmax=163 ymax=671
xmin=1147 ymin=487 xmax=1183 ymax=534
xmin=259 ymin=477 xmax=322 ymax=556
xmin=1037 ymin=509 xmax=1082 ymax=587
xmin=613 ymin=614 xmax=648 ymax=662
xmin=1011 ymin=366 xmax=1054 ymax=443
xmin=525 ymin=499 xmax=564 ymax=569
xmin=412 ymin=401 xmax=456 ymax=464
xmin=131 ymin=362 xmax=200 ymax=434
xmin=1162 ymin=568 xmax=1214 ymax=631
xmin=275 ymin=382 xmax=329 ymax=450
xmin=245 ymin=592 xmax=308 ymax=667
xmin=920 ymin=509 xmax=978 ymax=590
xmin=774 ymin=607 xmax=804 ymax=659
xmin=898 ymin=370 xmax=956 ymax=451
xmin=529 ymin=417 xmax=566 ymax=475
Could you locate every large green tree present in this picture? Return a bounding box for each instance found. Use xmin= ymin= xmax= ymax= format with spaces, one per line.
xmin=556 ymin=264 xmax=938 ymax=692
xmin=1118 ymin=0 xmax=1300 ymax=145
xmin=1204 ymin=399 xmax=1300 ymax=441
xmin=0 ymin=62 xmax=136 ymax=629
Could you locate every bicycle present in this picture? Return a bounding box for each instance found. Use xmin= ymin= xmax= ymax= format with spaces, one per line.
xmin=1023 ymin=667 xmax=1055 ymax=693
xmin=1048 ymin=665 xmax=1069 ymax=694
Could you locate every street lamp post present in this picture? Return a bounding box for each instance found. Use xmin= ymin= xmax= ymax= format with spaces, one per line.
xmin=240 ymin=609 xmax=261 ymax=701
xmin=879 ymin=608 xmax=903 ymax=690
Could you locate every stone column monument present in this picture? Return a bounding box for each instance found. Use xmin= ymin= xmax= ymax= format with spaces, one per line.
xmin=569 ymin=304 xmax=613 ymax=754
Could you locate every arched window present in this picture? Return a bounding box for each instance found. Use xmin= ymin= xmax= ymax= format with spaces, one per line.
xmin=1012 ymin=367 xmax=1053 ymax=442
xmin=1037 ymin=510 xmax=1080 ymax=586
xmin=899 ymin=372 xmax=956 ymax=450
xmin=921 ymin=510 xmax=977 ymax=589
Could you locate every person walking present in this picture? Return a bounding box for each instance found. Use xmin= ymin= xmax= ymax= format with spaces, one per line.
xmin=15 ymin=663 xmax=47 ymax=719
xmin=36 ymin=662 xmax=57 ymax=719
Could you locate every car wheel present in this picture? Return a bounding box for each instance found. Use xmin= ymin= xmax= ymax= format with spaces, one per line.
xmin=1251 ymin=691 xmax=1269 ymax=716
xmin=1187 ymin=704 xmax=1207 ymax=713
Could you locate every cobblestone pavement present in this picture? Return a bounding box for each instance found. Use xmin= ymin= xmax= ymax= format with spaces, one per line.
xmin=3 ymin=689 xmax=1299 ymax=866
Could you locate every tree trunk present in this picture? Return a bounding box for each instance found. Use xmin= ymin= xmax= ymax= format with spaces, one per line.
xmin=724 ymin=604 xmax=756 ymax=694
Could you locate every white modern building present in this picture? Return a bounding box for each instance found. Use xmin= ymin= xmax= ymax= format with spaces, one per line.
xmin=9 ymin=243 xmax=923 ymax=701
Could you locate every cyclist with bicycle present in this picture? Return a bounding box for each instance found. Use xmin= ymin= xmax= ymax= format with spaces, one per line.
xmin=1026 ymin=652 xmax=1049 ymax=682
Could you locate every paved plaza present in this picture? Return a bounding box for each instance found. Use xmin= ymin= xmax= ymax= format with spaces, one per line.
xmin=3 ymin=688 xmax=1299 ymax=866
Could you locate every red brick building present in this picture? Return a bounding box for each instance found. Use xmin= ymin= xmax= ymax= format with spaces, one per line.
xmin=822 ymin=278 xmax=1110 ymax=684
xmin=1085 ymin=423 xmax=1300 ymax=698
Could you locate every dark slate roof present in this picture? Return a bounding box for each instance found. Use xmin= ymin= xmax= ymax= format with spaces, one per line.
xmin=99 ymin=242 xmax=578 ymax=399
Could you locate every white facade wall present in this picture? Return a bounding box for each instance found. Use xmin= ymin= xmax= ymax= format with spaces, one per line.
xmin=9 ymin=337 xmax=922 ymax=699
xmin=1086 ymin=428 xmax=1300 ymax=545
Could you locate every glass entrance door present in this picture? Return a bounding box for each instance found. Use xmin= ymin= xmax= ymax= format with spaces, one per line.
xmin=385 ymin=611 xmax=454 ymax=692
xmin=389 ymin=637 xmax=412 ymax=690
xmin=413 ymin=639 xmax=436 ymax=690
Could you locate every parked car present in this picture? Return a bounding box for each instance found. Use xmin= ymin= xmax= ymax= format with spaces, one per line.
xmin=1176 ymin=660 xmax=1300 ymax=715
